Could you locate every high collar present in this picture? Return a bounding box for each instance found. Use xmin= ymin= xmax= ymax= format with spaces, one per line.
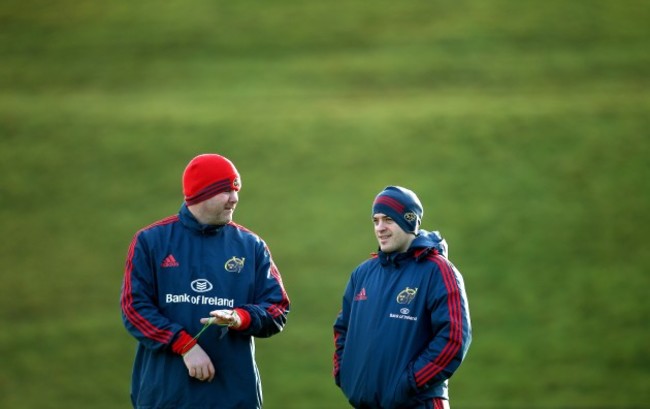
xmin=378 ymin=248 xmax=416 ymax=267
xmin=178 ymin=203 xmax=225 ymax=235
xmin=377 ymin=229 xmax=448 ymax=266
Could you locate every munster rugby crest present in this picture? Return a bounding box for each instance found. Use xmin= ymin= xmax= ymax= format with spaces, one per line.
xmin=225 ymin=256 xmax=245 ymax=273
xmin=404 ymin=212 xmax=417 ymax=222
xmin=396 ymin=287 xmax=418 ymax=304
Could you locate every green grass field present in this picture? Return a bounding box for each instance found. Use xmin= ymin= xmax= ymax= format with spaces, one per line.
xmin=1 ymin=0 xmax=649 ymax=408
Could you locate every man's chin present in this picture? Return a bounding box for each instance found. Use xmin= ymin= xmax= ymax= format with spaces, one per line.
xmin=212 ymin=215 xmax=232 ymax=225
xmin=379 ymin=244 xmax=394 ymax=253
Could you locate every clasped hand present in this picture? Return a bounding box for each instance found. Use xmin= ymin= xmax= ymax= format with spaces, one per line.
xmin=182 ymin=344 xmax=215 ymax=382
xmin=182 ymin=309 xmax=242 ymax=382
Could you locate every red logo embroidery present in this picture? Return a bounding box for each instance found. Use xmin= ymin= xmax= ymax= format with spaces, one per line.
xmin=161 ymin=254 xmax=179 ymax=268
xmin=354 ymin=288 xmax=368 ymax=301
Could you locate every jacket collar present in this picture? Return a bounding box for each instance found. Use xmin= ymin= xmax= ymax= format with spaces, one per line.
xmin=377 ymin=229 xmax=447 ymax=266
xmin=178 ymin=203 xmax=225 ymax=235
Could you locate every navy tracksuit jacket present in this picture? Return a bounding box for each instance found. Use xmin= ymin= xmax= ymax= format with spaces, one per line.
xmin=333 ymin=230 xmax=471 ymax=409
xmin=121 ymin=204 xmax=290 ymax=409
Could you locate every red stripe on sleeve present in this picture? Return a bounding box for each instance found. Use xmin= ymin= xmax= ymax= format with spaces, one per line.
xmin=120 ymin=216 xmax=179 ymax=344
xmin=414 ymin=255 xmax=464 ymax=387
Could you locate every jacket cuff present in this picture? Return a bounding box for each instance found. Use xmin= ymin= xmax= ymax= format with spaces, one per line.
xmin=171 ymin=330 xmax=196 ymax=355
xmin=232 ymin=308 xmax=251 ymax=331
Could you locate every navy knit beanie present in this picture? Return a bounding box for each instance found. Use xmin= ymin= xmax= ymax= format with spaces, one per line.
xmin=372 ymin=186 xmax=423 ymax=234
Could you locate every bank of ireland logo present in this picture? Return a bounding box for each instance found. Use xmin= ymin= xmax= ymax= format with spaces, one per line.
xmin=396 ymin=287 xmax=418 ymax=304
xmin=191 ymin=279 xmax=213 ymax=293
xmin=225 ymin=256 xmax=245 ymax=273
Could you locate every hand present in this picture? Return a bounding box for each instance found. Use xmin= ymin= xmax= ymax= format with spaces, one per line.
xmin=201 ymin=309 xmax=241 ymax=329
xmin=182 ymin=344 xmax=215 ymax=382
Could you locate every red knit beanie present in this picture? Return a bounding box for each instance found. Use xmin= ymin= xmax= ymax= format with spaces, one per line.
xmin=182 ymin=154 xmax=241 ymax=205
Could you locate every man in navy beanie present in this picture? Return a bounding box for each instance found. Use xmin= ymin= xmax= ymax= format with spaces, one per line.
xmin=333 ymin=186 xmax=472 ymax=409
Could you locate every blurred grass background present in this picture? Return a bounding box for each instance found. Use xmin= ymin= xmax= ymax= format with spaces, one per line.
xmin=1 ymin=0 xmax=649 ymax=408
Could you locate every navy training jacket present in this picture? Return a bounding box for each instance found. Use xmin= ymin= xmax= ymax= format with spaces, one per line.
xmin=333 ymin=230 xmax=471 ymax=409
xmin=121 ymin=204 xmax=290 ymax=409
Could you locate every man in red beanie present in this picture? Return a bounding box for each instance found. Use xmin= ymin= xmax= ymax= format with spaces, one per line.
xmin=121 ymin=153 xmax=290 ymax=409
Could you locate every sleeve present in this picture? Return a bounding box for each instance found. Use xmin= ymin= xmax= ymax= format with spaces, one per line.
xmin=120 ymin=231 xmax=196 ymax=355
xmin=233 ymin=241 xmax=290 ymax=338
xmin=408 ymin=256 xmax=472 ymax=391
xmin=332 ymin=276 xmax=355 ymax=386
